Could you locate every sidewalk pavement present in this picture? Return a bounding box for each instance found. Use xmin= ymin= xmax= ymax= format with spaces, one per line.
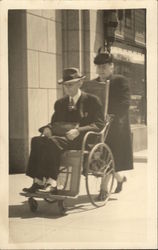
xmin=8 ymin=149 xmax=156 ymax=248
xmin=133 ymin=149 xmax=147 ymax=163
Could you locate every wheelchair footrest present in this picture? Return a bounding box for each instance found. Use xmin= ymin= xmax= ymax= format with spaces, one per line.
xmin=20 ymin=191 xmax=78 ymax=200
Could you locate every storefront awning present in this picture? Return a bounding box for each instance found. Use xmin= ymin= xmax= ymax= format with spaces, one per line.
xmin=111 ymin=46 xmax=145 ymax=65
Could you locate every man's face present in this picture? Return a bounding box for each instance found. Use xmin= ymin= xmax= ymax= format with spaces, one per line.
xmin=63 ymin=80 xmax=82 ymax=97
xmin=96 ymin=63 xmax=114 ymax=80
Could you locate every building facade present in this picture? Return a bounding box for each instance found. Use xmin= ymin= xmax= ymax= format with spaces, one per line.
xmin=8 ymin=9 xmax=146 ymax=173
xmin=112 ymin=9 xmax=146 ymax=125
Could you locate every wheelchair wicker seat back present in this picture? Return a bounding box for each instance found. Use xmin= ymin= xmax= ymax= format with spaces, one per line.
xmin=21 ymin=80 xmax=115 ymax=215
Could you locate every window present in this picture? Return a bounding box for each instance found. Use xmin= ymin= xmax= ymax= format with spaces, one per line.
xmin=115 ymin=10 xmax=124 ymax=38
xmin=125 ymin=10 xmax=132 ymax=28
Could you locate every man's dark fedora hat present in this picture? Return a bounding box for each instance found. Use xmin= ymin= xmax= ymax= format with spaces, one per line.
xmin=94 ymin=47 xmax=113 ymax=65
xmin=58 ymin=67 xmax=86 ymax=84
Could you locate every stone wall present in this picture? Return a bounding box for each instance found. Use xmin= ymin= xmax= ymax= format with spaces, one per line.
xmin=26 ymin=10 xmax=63 ymax=138
xmin=9 ymin=10 xmax=63 ymax=172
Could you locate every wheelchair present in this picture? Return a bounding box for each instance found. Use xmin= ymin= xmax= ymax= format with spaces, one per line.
xmin=21 ymin=81 xmax=115 ymax=215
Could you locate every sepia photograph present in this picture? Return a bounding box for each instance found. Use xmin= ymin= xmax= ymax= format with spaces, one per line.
xmin=0 ymin=0 xmax=157 ymax=249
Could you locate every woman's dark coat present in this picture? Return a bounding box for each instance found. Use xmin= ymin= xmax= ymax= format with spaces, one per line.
xmin=92 ymin=74 xmax=133 ymax=172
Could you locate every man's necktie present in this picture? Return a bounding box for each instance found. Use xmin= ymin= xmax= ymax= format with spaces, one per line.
xmin=68 ymin=97 xmax=76 ymax=111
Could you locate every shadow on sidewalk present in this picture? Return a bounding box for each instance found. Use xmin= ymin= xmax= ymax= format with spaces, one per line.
xmin=9 ymin=195 xmax=117 ymax=219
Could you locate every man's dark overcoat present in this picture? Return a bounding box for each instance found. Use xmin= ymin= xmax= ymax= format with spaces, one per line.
xmin=26 ymin=91 xmax=104 ymax=180
xmin=91 ymin=74 xmax=133 ymax=172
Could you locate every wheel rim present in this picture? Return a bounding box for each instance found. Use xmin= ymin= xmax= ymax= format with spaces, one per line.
xmin=86 ymin=143 xmax=115 ymax=207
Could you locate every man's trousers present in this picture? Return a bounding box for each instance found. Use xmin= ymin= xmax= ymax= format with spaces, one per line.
xmin=26 ymin=135 xmax=83 ymax=180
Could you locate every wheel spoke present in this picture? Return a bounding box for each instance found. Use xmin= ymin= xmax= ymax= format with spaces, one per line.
xmin=105 ymin=152 xmax=111 ymax=165
xmin=104 ymin=160 xmax=113 ymax=174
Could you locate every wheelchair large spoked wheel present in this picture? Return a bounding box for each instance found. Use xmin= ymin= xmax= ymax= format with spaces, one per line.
xmin=85 ymin=142 xmax=115 ymax=207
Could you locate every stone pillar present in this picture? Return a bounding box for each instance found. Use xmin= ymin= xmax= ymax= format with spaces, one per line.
xmin=9 ymin=10 xmax=63 ymax=173
xmin=62 ymin=9 xmax=104 ymax=80
xmin=84 ymin=10 xmax=105 ymax=80
xmin=62 ymin=10 xmax=84 ymax=73
xmin=8 ymin=10 xmax=29 ymax=173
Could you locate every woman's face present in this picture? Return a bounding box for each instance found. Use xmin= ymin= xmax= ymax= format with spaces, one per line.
xmin=96 ymin=63 xmax=114 ymax=81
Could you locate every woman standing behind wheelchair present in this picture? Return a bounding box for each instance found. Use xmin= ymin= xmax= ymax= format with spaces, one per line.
xmin=91 ymin=47 xmax=133 ymax=194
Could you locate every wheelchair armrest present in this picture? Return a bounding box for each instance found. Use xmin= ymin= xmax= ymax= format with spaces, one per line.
xmin=81 ymin=130 xmax=102 ymax=153
xmin=81 ymin=115 xmax=114 ymax=153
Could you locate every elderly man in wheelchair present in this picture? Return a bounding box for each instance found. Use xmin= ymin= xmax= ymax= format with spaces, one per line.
xmin=23 ymin=66 xmax=114 ymax=206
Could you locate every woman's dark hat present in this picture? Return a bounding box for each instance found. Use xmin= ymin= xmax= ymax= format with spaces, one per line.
xmin=94 ymin=47 xmax=113 ymax=65
xmin=58 ymin=67 xmax=86 ymax=84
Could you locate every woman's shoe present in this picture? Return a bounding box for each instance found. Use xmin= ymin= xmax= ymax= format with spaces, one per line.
xmin=114 ymin=176 xmax=127 ymax=193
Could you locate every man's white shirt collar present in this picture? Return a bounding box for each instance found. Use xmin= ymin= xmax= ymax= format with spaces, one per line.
xmin=69 ymin=89 xmax=81 ymax=105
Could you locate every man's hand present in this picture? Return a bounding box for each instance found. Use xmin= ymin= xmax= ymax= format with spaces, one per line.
xmin=66 ymin=128 xmax=80 ymax=141
xmin=43 ymin=127 xmax=52 ymax=138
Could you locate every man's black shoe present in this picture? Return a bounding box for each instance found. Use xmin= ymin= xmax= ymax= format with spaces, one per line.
xmin=22 ymin=183 xmax=45 ymax=193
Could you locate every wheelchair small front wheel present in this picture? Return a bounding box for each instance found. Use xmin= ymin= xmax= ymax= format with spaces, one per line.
xmin=28 ymin=197 xmax=38 ymax=212
xmin=58 ymin=200 xmax=67 ymax=215
xmin=85 ymin=142 xmax=115 ymax=207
